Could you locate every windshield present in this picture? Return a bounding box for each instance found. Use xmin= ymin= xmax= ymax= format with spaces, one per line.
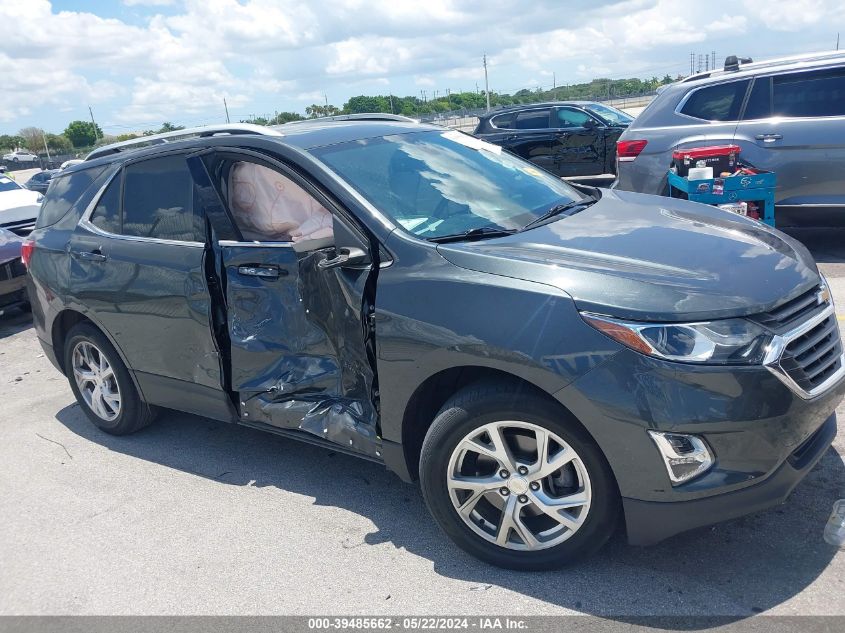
xmin=0 ymin=177 xmax=22 ymax=193
xmin=311 ymin=130 xmax=584 ymax=239
xmin=585 ymin=103 xmax=633 ymax=125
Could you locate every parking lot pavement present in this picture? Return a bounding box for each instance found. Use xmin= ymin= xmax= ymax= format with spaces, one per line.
xmin=5 ymin=167 xmax=42 ymax=184
xmin=0 ymin=230 xmax=843 ymax=620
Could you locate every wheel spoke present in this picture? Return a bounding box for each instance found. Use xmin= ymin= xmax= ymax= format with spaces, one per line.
xmin=89 ymin=385 xmax=105 ymax=418
xmin=449 ymin=475 xmax=501 ymax=517
xmin=495 ymin=494 xmax=519 ymax=546
xmin=512 ymin=509 xmax=540 ymax=549
xmin=534 ymin=445 xmax=576 ymax=479
xmin=458 ymin=423 xmax=515 ymax=469
xmin=74 ymin=368 xmax=96 ymax=383
xmin=529 ymin=489 xmax=588 ymax=531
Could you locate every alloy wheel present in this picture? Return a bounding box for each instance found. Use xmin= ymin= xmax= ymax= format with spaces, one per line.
xmin=71 ymin=341 xmax=122 ymax=422
xmin=446 ymin=420 xmax=592 ymax=551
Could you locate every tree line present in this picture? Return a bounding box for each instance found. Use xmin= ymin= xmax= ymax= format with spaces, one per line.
xmin=1 ymin=75 xmax=676 ymax=154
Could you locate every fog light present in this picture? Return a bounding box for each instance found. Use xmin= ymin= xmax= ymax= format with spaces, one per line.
xmin=648 ymin=431 xmax=714 ymax=485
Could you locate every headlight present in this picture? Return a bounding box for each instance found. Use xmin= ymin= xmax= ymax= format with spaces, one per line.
xmin=581 ymin=313 xmax=772 ymax=364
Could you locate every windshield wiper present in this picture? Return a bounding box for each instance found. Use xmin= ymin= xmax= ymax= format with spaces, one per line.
xmin=427 ymin=226 xmax=517 ymax=244
xmin=520 ymin=197 xmax=597 ymax=232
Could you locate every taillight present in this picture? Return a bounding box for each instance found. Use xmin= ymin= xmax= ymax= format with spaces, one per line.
xmin=617 ymin=139 xmax=648 ymax=162
xmin=20 ymin=239 xmax=35 ymax=268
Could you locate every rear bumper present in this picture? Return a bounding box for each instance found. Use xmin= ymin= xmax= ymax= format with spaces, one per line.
xmin=624 ymin=412 xmax=837 ymax=545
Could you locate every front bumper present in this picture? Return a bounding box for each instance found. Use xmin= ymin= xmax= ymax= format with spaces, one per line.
xmin=557 ymin=347 xmax=845 ymax=544
xmin=624 ymin=412 xmax=837 ymax=545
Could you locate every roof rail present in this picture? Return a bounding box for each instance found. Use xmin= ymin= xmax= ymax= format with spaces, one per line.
xmin=279 ymin=113 xmax=417 ymax=126
xmin=85 ymin=123 xmax=283 ymax=161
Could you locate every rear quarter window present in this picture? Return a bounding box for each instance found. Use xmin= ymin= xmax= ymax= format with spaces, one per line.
xmin=35 ymin=165 xmax=107 ymax=229
xmin=680 ymin=80 xmax=749 ymax=121
xmin=490 ymin=113 xmax=515 ymax=129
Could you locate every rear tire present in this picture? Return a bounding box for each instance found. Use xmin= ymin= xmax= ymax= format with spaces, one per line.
xmin=63 ymin=323 xmax=155 ymax=435
xmin=419 ymin=381 xmax=619 ymax=570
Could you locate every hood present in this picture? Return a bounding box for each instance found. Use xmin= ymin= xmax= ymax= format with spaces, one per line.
xmin=0 ymin=227 xmax=23 ymax=265
xmin=0 ymin=188 xmax=41 ymax=224
xmin=437 ymin=189 xmax=820 ymax=322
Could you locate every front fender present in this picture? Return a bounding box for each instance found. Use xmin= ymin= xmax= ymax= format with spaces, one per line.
xmin=374 ymin=243 xmax=622 ymax=444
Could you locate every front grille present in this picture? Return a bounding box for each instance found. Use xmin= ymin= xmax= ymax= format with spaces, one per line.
xmin=0 ymin=258 xmax=25 ymax=282
xmin=752 ymin=285 xmax=825 ymax=331
xmin=780 ymin=314 xmax=843 ymax=391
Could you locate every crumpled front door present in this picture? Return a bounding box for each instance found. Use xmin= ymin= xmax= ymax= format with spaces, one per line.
xmin=188 ymin=152 xmax=381 ymax=458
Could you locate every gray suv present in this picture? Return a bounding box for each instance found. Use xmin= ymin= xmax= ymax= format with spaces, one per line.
xmin=614 ymin=51 xmax=845 ymax=226
xmin=24 ymin=121 xmax=844 ymax=570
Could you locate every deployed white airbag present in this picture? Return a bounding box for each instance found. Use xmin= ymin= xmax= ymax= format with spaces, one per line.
xmin=229 ymin=162 xmax=333 ymax=246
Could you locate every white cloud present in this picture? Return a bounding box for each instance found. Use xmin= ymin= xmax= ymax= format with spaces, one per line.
xmin=123 ymin=0 xmax=176 ymax=6
xmin=0 ymin=0 xmax=843 ymax=132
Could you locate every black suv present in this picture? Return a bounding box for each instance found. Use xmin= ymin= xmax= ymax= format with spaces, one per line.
xmin=26 ymin=121 xmax=843 ymax=570
xmin=473 ymin=101 xmax=632 ymax=178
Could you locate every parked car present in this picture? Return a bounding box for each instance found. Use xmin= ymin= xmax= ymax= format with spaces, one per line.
xmin=0 ymin=173 xmax=42 ymax=235
xmin=2 ymin=150 xmax=38 ymax=163
xmin=24 ymin=169 xmax=59 ymax=194
xmin=0 ymin=227 xmax=27 ymax=315
xmin=614 ymin=51 xmax=845 ymax=226
xmin=473 ymin=101 xmax=632 ymax=177
xmin=26 ymin=122 xmax=843 ymax=570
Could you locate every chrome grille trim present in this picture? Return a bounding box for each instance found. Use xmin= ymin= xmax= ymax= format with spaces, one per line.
xmin=763 ymin=303 xmax=845 ymax=399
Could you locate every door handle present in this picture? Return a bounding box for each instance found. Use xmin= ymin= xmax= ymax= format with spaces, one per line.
xmin=71 ymin=249 xmax=107 ymax=263
xmin=318 ymin=247 xmax=369 ymax=270
xmin=505 ymin=134 xmax=518 ymax=140
xmin=237 ymin=265 xmax=282 ymax=279
xmin=754 ymin=133 xmax=783 ymax=142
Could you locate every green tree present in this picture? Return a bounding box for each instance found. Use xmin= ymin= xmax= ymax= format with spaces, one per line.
xmin=158 ymin=122 xmax=184 ymax=133
xmin=64 ymin=120 xmax=103 ymax=148
xmin=45 ymin=133 xmax=73 ymax=153
xmin=343 ymin=95 xmax=391 ymax=114
xmin=305 ymin=104 xmax=340 ymax=118
xmin=0 ymin=134 xmax=26 ymax=151
xmin=270 ymin=111 xmax=304 ymax=124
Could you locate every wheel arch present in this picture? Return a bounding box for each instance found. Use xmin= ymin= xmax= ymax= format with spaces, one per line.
xmin=51 ymin=309 xmax=146 ymax=400
xmin=399 ymin=365 xmax=608 ymax=483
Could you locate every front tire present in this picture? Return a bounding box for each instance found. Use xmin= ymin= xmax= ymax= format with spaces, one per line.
xmin=419 ymin=382 xmax=619 ymax=570
xmin=63 ymin=323 xmax=155 ymax=435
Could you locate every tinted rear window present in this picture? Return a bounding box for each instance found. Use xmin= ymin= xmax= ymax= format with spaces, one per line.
xmin=515 ymin=109 xmax=551 ymax=129
xmin=35 ymin=165 xmax=107 ymax=229
xmin=681 ymin=80 xmax=749 ymax=121
xmin=122 ymin=155 xmax=202 ymax=242
xmin=773 ymin=67 xmax=845 ymax=117
xmin=491 ymin=113 xmax=515 ymax=129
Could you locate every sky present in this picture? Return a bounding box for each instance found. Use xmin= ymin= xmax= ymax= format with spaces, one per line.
xmin=1 ymin=0 xmax=843 ymax=136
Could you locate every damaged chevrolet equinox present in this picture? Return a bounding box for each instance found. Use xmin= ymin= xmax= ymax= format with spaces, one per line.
xmin=26 ymin=120 xmax=844 ymax=570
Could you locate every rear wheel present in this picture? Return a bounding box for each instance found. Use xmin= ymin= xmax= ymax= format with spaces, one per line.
xmin=63 ymin=323 xmax=155 ymax=435
xmin=419 ymin=382 xmax=619 ymax=570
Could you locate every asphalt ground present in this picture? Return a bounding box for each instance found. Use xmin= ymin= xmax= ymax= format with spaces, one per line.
xmin=0 ymin=225 xmax=843 ymax=621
